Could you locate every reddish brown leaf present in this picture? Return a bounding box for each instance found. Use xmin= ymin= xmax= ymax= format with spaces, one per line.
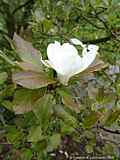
xmin=57 ymin=89 xmax=80 ymax=113
xmin=83 ymin=57 xmax=107 ymax=74
xmin=16 ymin=61 xmax=41 ymax=73
xmin=13 ymin=33 xmax=42 ymax=69
xmin=12 ymin=71 xmax=56 ymax=89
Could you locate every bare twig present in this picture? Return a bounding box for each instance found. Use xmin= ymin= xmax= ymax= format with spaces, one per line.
xmin=81 ymin=14 xmax=104 ymax=30
xmin=12 ymin=0 xmax=34 ymax=15
xmin=89 ymin=3 xmax=110 ymax=31
xmin=100 ymin=126 xmax=120 ymax=135
xmin=75 ymin=7 xmax=104 ymax=30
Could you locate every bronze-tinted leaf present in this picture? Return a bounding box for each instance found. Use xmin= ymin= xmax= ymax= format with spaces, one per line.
xmin=83 ymin=57 xmax=107 ymax=74
xmin=57 ymin=88 xmax=80 ymax=113
xmin=54 ymin=105 xmax=77 ymax=127
xmin=73 ymin=57 xmax=107 ymax=80
xmin=71 ymin=57 xmax=107 ymax=82
xmin=16 ymin=61 xmax=42 ymax=73
xmin=12 ymin=71 xmax=56 ymax=89
xmin=13 ymin=33 xmax=42 ymax=69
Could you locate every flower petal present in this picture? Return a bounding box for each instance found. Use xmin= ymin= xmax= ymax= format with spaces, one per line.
xmin=59 ymin=43 xmax=82 ymax=75
xmin=87 ymin=45 xmax=99 ymax=53
xmin=45 ymin=40 xmax=99 ymax=86
xmin=47 ymin=41 xmax=63 ymax=74
xmin=68 ymin=44 xmax=99 ymax=76
xmin=70 ymin=38 xmax=86 ymax=48
xmin=61 ymin=43 xmax=78 ymax=56
xmin=79 ymin=45 xmax=99 ymax=72
xmin=47 ymin=42 xmax=82 ymax=76
xmin=57 ymin=73 xmax=70 ymax=85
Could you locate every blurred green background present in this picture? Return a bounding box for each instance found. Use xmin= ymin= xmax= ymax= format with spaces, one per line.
xmin=0 ymin=0 xmax=120 ymax=159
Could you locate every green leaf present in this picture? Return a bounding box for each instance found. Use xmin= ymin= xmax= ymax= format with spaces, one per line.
xmin=20 ymin=149 xmax=33 ymax=160
xmin=61 ymin=122 xmax=75 ymax=134
xmin=0 ymin=52 xmax=15 ymax=66
xmin=13 ymin=89 xmax=41 ymax=114
xmin=0 ymin=72 xmax=8 ymax=85
xmin=116 ymin=79 xmax=120 ymax=96
xmin=27 ymin=125 xmax=44 ymax=142
xmin=104 ymin=109 xmax=120 ymax=126
xmin=83 ymin=112 xmax=101 ymax=128
xmin=42 ymin=19 xmax=53 ymax=32
xmin=6 ymin=126 xmax=23 ymax=144
xmin=0 ymin=84 xmax=15 ymax=97
xmin=57 ymin=88 xmax=80 ymax=113
xmin=85 ymin=144 xmax=93 ymax=153
xmin=33 ymin=94 xmax=54 ymax=131
xmin=13 ymin=33 xmax=42 ymax=70
xmin=2 ymin=100 xmax=13 ymax=111
xmin=54 ymin=105 xmax=77 ymax=127
xmin=84 ymin=130 xmax=95 ymax=139
xmin=47 ymin=133 xmax=61 ymax=152
xmin=103 ymin=143 xmax=115 ymax=155
xmin=12 ymin=71 xmax=56 ymax=89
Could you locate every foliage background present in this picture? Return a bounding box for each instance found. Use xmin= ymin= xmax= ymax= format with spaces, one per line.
xmin=0 ymin=0 xmax=120 ymax=159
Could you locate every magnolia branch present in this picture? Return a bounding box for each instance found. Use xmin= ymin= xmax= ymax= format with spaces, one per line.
xmin=100 ymin=126 xmax=120 ymax=135
xmin=83 ymin=35 xmax=112 ymax=44
xmin=12 ymin=0 xmax=34 ymax=14
xmin=75 ymin=6 xmax=120 ymax=43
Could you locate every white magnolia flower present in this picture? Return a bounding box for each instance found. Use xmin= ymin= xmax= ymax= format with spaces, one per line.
xmin=41 ymin=38 xmax=99 ymax=85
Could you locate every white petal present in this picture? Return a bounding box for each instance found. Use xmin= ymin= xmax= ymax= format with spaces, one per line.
xmin=45 ymin=40 xmax=99 ymax=85
xmin=47 ymin=42 xmax=81 ymax=76
xmin=59 ymin=43 xmax=82 ymax=75
xmin=47 ymin=41 xmax=61 ymax=62
xmin=41 ymin=58 xmax=54 ymax=68
xmin=47 ymin=41 xmax=63 ymax=74
xmin=79 ymin=45 xmax=99 ymax=72
xmin=87 ymin=45 xmax=99 ymax=53
xmin=70 ymin=38 xmax=86 ymax=48
xmin=57 ymin=73 xmax=70 ymax=85
xmin=61 ymin=43 xmax=78 ymax=56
